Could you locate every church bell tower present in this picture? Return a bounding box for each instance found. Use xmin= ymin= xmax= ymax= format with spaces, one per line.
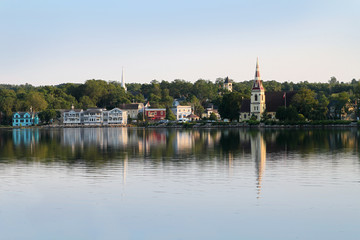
xmin=250 ymin=58 xmax=265 ymax=120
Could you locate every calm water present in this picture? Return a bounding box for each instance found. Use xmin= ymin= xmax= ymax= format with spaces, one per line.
xmin=0 ymin=128 xmax=359 ymax=240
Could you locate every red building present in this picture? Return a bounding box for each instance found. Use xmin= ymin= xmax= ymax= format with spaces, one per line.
xmin=145 ymin=108 xmax=166 ymax=120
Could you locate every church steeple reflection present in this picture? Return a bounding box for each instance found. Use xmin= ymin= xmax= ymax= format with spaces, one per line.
xmin=250 ymin=131 xmax=267 ymax=199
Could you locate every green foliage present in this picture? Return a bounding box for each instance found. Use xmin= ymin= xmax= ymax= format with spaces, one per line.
xmin=79 ymin=96 xmax=96 ymax=109
xmin=291 ymin=88 xmax=318 ymax=120
xmin=0 ymin=75 xmax=358 ymax=126
xmin=166 ymin=108 xmax=176 ymax=121
xmin=38 ymin=109 xmax=57 ymax=124
xmin=209 ymin=112 xmax=217 ymax=121
xmin=276 ymin=106 xmax=299 ymax=121
xmin=218 ymin=92 xmax=243 ymax=121
xmin=247 ymin=120 xmax=260 ymax=125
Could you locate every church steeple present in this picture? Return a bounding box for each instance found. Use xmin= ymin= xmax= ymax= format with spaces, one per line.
xmin=252 ymin=58 xmax=264 ymax=90
xmin=250 ymin=58 xmax=266 ymax=120
xmin=121 ymin=67 xmax=127 ymax=92
xmin=223 ymin=76 xmax=232 ymax=92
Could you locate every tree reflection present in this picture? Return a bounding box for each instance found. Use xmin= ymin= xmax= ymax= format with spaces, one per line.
xmin=0 ymin=128 xmax=359 ymax=167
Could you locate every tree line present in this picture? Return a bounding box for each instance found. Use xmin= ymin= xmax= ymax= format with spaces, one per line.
xmin=0 ymin=76 xmax=359 ymax=125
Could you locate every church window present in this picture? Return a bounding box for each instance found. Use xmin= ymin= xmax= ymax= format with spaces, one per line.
xmin=255 ymin=94 xmax=258 ymax=101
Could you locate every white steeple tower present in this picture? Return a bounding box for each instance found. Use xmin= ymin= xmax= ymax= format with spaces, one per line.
xmin=121 ymin=67 xmax=127 ymax=92
xmin=250 ymin=58 xmax=266 ymax=120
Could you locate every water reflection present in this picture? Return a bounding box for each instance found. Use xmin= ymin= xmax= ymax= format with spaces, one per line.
xmin=1 ymin=128 xmax=360 ymax=163
xmin=1 ymin=128 xmax=359 ymax=240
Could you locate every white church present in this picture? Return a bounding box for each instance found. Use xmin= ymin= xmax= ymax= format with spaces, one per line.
xmin=239 ymin=59 xmax=295 ymax=121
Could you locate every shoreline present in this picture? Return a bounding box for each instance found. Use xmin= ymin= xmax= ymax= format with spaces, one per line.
xmin=2 ymin=123 xmax=358 ymax=129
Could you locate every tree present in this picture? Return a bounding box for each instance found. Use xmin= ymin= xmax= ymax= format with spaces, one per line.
xmin=275 ymin=106 xmax=299 ymax=121
xmin=187 ymin=95 xmax=204 ymax=117
xmin=38 ymin=109 xmax=57 ymax=124
xmin=291 ymin=88 xmax=318 ymax=120
xmin=313 ymin=92 xmax=329 ymax=120
xmin=26 ymin=92 xmax=48 ymax=112
xmin=79 ymin=96 xmax=96 ymax=109
xmin=160 ymin=89 xmax=174 ymax=107
xmin=209 ymin=112 xmax=217 ymax=121
xmin=329 ymin=76 xmax=339 ymax=85
xmin=166 ymin=108 xmax=176 ymax=121
xmin=218 ymin=92 xmax=243 ymax=121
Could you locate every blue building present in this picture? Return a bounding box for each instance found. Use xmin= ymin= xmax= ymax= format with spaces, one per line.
xmin=12 ymin=112 xmax=39 ymax=127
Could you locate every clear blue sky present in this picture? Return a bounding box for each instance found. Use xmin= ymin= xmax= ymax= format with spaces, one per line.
xmin=1 ymin=0 xmax=359 ymax=86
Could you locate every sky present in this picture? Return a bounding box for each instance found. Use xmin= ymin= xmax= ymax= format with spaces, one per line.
xmin=1 ymin=0 xmax=360 ymax=86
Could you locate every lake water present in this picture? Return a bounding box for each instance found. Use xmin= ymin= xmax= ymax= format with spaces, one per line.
xmin=0 ymin=128 xmax=359 ymax=240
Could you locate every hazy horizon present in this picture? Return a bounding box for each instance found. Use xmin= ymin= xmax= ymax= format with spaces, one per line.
xmin=1 ymin=0 xmax=359 ymax=86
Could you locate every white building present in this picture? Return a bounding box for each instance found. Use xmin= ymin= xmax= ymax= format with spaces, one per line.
xmin=171 ymin=101 xmax=192 ymax=120
xmin=117 ymin=103 xmax=144 ymax=119
xmin=83 ymin=108 xmax=105 ymax=125
xmin=223 ymin=76 xmax=233 ymax=92
xmin=239 ymin=58 xmax=295 ymax=121
xmin=104 ymin=108 xmax=127 ymax=125
xmin=63 ymin=106 xmax=83 ymax=125
xmin=63 ymin=107 xmax=127 ymax=125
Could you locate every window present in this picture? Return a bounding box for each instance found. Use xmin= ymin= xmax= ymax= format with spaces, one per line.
xmin=255 ymin=94 xmax=258 ymax=101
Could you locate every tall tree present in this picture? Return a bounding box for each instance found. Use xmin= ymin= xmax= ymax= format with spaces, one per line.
xmin=218 ymin=92 xmax=243 ymax=121
xmin=291 ymin=88 xmax=318 ymax=120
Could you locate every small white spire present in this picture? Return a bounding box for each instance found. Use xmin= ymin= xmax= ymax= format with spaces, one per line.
xmin=121 ymin=67 xmax=127 ymax=92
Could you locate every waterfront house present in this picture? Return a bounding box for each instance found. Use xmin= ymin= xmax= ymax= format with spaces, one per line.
xmin=12 ymin=112 xmax=39 ymax=127
xmin=145 ymin=108 xmax=166 ymax=121
xmin=328 ymin=100 xmax=355 ymax=120
xmin=63 ymin=107 xmax=127 ymax=125
xmin=187 ymin=114 xmax=200 ymax=121
xmin=63 ymin=106 xmax=83 ymax=125
xmin=82 ymin=108 xmax=105 ymax=125
xmin=117 ymin=103 xmax=144 ymax=119
xmin=103 ymin=108 xmax=127 ymax=125
xmin=171 ymin=101 xmax=192 ymax=120
xmin=202 ymin=104 xmax=220 ymax=120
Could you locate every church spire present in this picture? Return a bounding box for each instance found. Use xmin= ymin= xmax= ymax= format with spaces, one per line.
xmin=121 ymin=67 xmax=127 ymax=92
xmin=252 ymin=58 xmax=264 ymax=90
xmin=255 ymin=57 xmax=260 ymax=80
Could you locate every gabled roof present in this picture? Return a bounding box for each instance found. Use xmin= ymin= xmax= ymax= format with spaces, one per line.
xmin=118 ymin=103 xmax=143 ymax=110
xmin=239 ymin=99 xmax=251 ymax=112
xmin=239 ymin=91 xmax=297 ymax=113
xmin=187 ymin=114 xmax=199 ymax=118
xmin=64 ymin=109 xmax=83 ymax=113
xmin=12 ymin=112 xmax=33 ymax=118
xmin=265 ymin=91 xmax=296 ymax=112
xmin=84 ymin=108 xmax=103 ymax=113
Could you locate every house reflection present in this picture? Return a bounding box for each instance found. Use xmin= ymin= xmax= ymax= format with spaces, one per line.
xmin=12 ymin=129 xmax=39 ymax=146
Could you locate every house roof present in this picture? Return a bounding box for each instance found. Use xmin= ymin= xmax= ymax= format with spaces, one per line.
xmin=118 ymin=103 xmax=143 ymax=110
xmin=84 ymin=108 xmax=103 ymax=113
xmin=64 ymin=109 xmax=83 ymax=113
xmin=145 ymin=108 xmax=166 ymax=111
xmin=265 ymin=91 xmax=296 ymax=112
xmin=239 ymin=91 xmax=297 ymax=113
xmin=224 ymin=76 xmax=229 ymax=84
xmin=187 ymin=114 xmax=199 ymax=118
xmin=12 ymin=112 xmax=36 ymax=118
xmin=239 ymin=99 xmax=251 ymax=112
